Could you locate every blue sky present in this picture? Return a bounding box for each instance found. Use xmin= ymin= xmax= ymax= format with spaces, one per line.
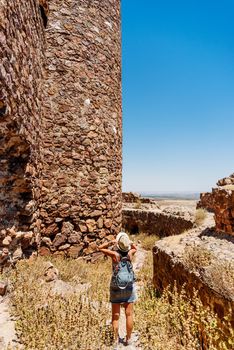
xmin=122 ymin=0 xmax=234 ymax=193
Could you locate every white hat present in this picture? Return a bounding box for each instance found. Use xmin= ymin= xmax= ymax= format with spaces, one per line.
xmin=116 ymin=232 xmax=131 ymax=252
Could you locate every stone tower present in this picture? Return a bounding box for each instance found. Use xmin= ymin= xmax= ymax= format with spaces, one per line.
xmin=0 ymin=0 xmax=122 ymax=259
xmin=0 ymin=0 xmax=46 ymax=253
xmin=39 ymin=0 xmax=122 ymax=257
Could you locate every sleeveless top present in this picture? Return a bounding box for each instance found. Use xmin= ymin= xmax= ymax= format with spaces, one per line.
xmin=111 ymin=249 xmax=129 ymax=272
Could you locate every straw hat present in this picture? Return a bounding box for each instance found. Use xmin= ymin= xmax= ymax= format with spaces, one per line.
xmin=116 ymin=232 xmax=131 ymax=252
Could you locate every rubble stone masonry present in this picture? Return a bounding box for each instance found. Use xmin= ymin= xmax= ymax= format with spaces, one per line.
xmin=197 ymin=192 xmax=215 ymax=212
xmin=197 ymin=174 xmax=234 ymax=236
xmin=122 ymin=208 xmax=194 ymax=237
xmin=0 ymin=0 xmax=45 ymax=253
xmin=213 ymin=188 xmax=234 ymax=236
xmin=0 ymin=0 xmax=122 ymax=260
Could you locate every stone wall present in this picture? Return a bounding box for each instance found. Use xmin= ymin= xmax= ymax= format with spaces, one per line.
xmin=122 ymin=208 xmax=194 ymax=237
xmin=197 ymin=174 xmax=234 ymax=236
xmin=0 ymin=0 xmax=122 ymax=261
xmin=122 ymin=192 xmax=141 ymax=203
xmin=39 ymin=0 xmax=122 ymax=257
xmin=213 ymin=188 xmax=234 ymax=236
xmin=217 ymin=173 xmax=234 ymax=186
xmin=197 ymin=192 xmax=215 ymax=212
xmin=153 ymin=229 xmax=234 ymax=331
xmin=122 ymin=192 xmax=157 ymax=205
xmin=0 ymin=0 xmax=46 ymax=256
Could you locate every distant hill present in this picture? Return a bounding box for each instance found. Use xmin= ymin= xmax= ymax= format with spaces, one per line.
xmin=140 ymin=192 xmax=200 ymax=200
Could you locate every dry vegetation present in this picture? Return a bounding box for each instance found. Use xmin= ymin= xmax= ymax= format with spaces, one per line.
xmin=183 ymin=245 xmax=213 ymax=270
xmin=222 ymin=185 xmax=234 ymax=190
xmin=135 ymin=253 xmax=233 ymax=350
xmin=130 ymin=233 xmax=159 ymax=251
xmin=183 ymin=245 xmax=234 ymax=297
xmin=4 ymin=258 xmax=113 ymax=350
xmin=133 ymin=198 xmax=142 ymax=209
xmin=1 ymin=242 xmax=233 ymax=349
xmin=195 ymin=208 xmax=208 ymax=226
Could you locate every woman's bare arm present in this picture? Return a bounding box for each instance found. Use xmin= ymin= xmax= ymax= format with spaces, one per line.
xmin=128 ymin=242 xmax=137 ymax=261
xmin=97 ymin=240 xmax=119 ymax=261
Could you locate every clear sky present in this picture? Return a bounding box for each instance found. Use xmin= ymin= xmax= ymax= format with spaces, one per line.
xmin=122 ymin=0 xmax=234 ymax=193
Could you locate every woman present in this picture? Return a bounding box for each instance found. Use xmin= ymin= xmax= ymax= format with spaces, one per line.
xmin=97 ymin=232 xmax=137 ymax=349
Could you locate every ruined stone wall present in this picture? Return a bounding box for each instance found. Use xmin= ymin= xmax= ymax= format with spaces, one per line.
xmin=0 ymin=0 xmax=46 ymax=255
xmin=38 ymin=0 xmax=122 ymax=257
xmin=122 ymin=208 xmax=194 ymax=237
xmin=153 ymin=247 xmax=234 ymax=322
xmin=213 ymin=189 xmax=234 ymax=236
xmin=122 ymin=192 xmax=157 ymax=205
xmin=122 ymin=192 xmax=141 ymax=203
xmin=197 ymin=192 xmax=215 ymax=212
xmin=153 ymin=232 xmax=234 ymax=332
xmin=197 ymin=174 xmax=234 ymax=236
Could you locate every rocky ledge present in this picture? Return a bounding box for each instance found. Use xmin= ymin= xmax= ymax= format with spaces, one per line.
xmin=153 ymin=216 xmax=234 ymax=326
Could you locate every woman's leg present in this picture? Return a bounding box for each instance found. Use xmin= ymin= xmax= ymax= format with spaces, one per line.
xmin=112 ymin=303 xmax=120 ymax=342
xmin=124 ymin=302 xmax=133 ymax=341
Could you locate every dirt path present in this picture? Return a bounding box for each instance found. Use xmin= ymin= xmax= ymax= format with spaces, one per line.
xmin=114 ymin=245 xmax=147 ymax=350
xmin=0 ymin=296 xmax=20 ymax=350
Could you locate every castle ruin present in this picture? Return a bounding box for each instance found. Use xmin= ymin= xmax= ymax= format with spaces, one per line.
xmin=198 ymin=174 xmax=234 ymax=236
xmin=0 ymin=0 xmax=122 ymax=259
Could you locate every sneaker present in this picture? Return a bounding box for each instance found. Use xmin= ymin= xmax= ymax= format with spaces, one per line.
xmin=118 ymin=336 xmax=125 ymax=344
xmin=125 ymin=332 xmax=139 ymax=346
xmin=125 ymin=338 xmax=133 ymax=346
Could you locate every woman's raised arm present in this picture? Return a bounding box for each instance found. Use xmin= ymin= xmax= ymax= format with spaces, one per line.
xmin=97 ymin=240 xmax=118 ymax=260
xmin=128 ymin=242 xmax=137 ymax=261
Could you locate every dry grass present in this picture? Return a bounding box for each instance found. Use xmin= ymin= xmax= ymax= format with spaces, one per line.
xmin=222 ymin=185 xmax=234 ymax=190
xmin=131 ymin=233 xmax=159 ymax=251
xmin=194 ymin=208 xmax=207 ymax=225
xmin=133 ymin=198 xmax=142 ymax=209
xmin=8 ymin=257 xmax=113 ymax=350
xmin=183 ymin=245 xmax=213 ymax=271
xmin=209 ymin=259 xmax=234 ymax=295
xmin=183 ymin=245 xmax=234 ymax=297
xmin=2 ymin=253 xmax=233 ymax=350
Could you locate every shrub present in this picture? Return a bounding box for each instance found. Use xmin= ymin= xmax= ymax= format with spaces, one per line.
xmin=9 ymin=258 xmax=113 ymax=349
xmin=183 ymin=245 xmax=213 ymax=271
xmin=134 ymin=198 xmax=142 ymax=209
xmin=195 ymin=208 xmax=207 ymax=225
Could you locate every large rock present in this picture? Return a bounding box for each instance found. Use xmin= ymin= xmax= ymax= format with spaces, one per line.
xmin=44 ymin=262 xmax=59 ymax=282
xmin=153 ymin=222 xmax=234 ymax=326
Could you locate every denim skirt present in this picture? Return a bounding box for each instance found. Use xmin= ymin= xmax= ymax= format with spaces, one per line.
xmin=110 ymin=280 xmax=137 ymax=304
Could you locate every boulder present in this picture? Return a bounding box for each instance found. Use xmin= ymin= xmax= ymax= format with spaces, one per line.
xmin=44 ymin=262 xmax=59 ymax=282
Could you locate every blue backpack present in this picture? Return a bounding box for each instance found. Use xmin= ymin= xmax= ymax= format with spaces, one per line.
xmin=113 ymin=255 xmax=135 ymax=290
